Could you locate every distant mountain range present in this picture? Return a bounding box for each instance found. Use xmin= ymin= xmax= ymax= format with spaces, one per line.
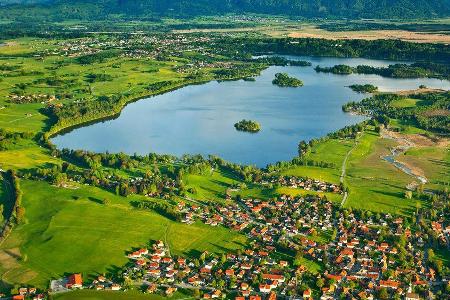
xmin=1 ymin=0 xmax=449 ymax=19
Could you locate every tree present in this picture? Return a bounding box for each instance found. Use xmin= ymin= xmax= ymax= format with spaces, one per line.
xmin=193 ymin=288 xmax=200 ymax=299
xmin=378 ymin=287 xmax=389 ymax=299
xmin=15 ymin=206 xmax=25 ymax=224
xmin=298 ymin=140 xmax=309 ymax=157
xmin=316 ymin=277 xmax=324 ymax=288
xmin=405 ymin=191 xmax=413 ymax=199
xmin=293 ymin=250 xmax=304 ymax=266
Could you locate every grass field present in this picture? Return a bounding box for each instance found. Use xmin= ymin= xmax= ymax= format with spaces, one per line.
xmin=0 ymin=180 xmax=247 ymax=288
xmin=0 ymin=145 xmax=58 ymax=170
xmin=344 ymin=130 xmax=428 ymax=215
xmin=184 ymin=170 xmax=239 ymax=203
xmin=391 ymin=98 xmax=422 ymax=108
xmin=389 ymin=119 xmax=428 ymax=135
xmin=399 ymin=146 xmax=450 ymax=191
xmin=54 ymin=289 xmax=193 ymax=300
xmin=436 ymin=248 xmax=450 ymax=268
xmin=275 ymin=187 xmax=342 ymax=204
xmin=281 ymin=139 xmax=355 ymax=184
xmin=294 ymin=257 xmax=323 ymax=274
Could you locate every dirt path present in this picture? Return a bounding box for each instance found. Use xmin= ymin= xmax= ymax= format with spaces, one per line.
xmin=340 ymin=135 xmax=361 ymax=207
xmin=164 ymin=224 xmax=171 ymax=257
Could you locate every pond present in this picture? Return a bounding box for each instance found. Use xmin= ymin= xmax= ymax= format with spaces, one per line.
xmin=52 ymin=56 xmax=450 ymax=167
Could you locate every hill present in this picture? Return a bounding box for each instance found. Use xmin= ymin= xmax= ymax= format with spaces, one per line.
xmin=0 ymin=0 xmax=449 ymax=20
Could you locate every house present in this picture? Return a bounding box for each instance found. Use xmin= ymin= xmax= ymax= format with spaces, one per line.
xmin=166 ymin=287 xmax=177 ymax=296
xmin=405 ymin=293 xmax=420 ymax=300
xmin=303 ymin=289 xmax=312 ymax=299
xmin=12 ymin=296 xmax=24 ymax=300
xmin=259 ymin=284 xmax=272 ymax=293
xmin=145 ymin=284 xmax=158 ymax=294
xmin=212 ymin=290 xmax=222 ymax=298
xmin=66 ymin=273 xmax=83 ymax=289
xmin=267 ymin=292 xmax=277 ymax=300
xmin=380 ymin=280 xmax=399 ymax=290
xmin=18 ymin=288 xmax=28 ymax=295
xmin=262 ymin=274 xmax=285 ymax=283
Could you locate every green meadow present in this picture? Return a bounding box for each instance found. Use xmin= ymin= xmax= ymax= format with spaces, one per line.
xmin=344 ymin=130 xmax=428 ymax=215
xmin=0 ymin=180 xmax=247 ymax=288
xmin=399 ymin=146 xmax=450 ymax=191
xmin=281 ymin=138 xmax=354 ymax=184
xmin=184 ymin=170 xmax=239 ymax=203
xmin=54 ymin=289 xmax=194 ymax=300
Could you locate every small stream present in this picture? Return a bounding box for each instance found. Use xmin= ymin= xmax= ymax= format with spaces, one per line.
xmin=381 ymin=136 xmax=427 ymax=184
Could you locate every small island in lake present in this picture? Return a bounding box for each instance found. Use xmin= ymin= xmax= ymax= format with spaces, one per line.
xmin=234 ymin=119 xmax=261 ymax=133
xmin=348 ymin=84 xmax=378 ymax=93
xmin=272 ymin=73 xmax=303 ymax=87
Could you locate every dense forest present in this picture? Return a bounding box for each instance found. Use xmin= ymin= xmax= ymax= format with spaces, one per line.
xmin=1 ymin=0 xmax=449 ymax=21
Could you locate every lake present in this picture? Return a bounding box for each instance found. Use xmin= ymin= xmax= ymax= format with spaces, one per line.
xmin=52 ymin=56 xmax=450 ymax=167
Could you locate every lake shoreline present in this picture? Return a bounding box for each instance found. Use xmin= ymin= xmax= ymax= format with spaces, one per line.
xmin=50 ymin=56 xmax=450 ymax=167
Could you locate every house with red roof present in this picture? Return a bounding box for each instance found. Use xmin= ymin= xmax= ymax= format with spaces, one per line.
xmin=66 ymin=273 xmax=83 ymax=289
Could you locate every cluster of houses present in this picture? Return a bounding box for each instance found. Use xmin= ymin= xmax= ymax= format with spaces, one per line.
xmin=431 ymin=221 xmax=450 ymax=247
xmin=259 ymin=176 xmax=342 ymax=194
xmin=6 ymin=287 xmax=44 ymax=300
xmin=176 ymin=194 xmax=449 ymax=299
xmin=10 ymin=191 xmax=449 ymax=299
xmin=174 ymin=61 xmax=234 ymax=75
xmin=55 ymin=34 xmax=215 ymax=61
xmin=59 ymin=172 xmax=178 ymax=199
xmin=8 ymin=93 xmax=56 ymax=104
xmin=115 ymin=240 xmax=309 ymax=299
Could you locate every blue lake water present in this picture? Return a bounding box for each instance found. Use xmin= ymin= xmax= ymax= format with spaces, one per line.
xmin=52 ymin=56 xmax=450 ymax=166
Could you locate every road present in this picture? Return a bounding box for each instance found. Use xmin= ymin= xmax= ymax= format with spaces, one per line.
xmin=339 ymin=135 xmax=360 ymax=207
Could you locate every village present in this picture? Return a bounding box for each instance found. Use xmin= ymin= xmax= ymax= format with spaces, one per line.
xmin=9 ymin=190 xmax=448 ymax=300
xmin=54 ymin=34 xmax=217 ymax=61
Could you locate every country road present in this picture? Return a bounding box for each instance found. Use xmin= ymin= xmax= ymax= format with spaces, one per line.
xmin=340 ymin=134 xmax=361 ymax=207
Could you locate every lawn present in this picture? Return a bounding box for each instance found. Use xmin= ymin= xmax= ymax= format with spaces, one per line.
xmin=344 ymin=131 xmax=429 ymax=215
xmin=304 ymin=229 xmax=333 ymax=245
xmin=0 ymin=180 xmax=247 ymax=289
xmin=390 ymin=98 xmax=421 ymax=108
xmin=54 ymin=289 xmax=193 ymax=300
xmin=281 ymin=166 xmax=340 ymax=184
xmin=0 ymin=145 xmax=59 ymax=170
xmin=275 ymin=187 xmax=342 ymax=204
xmin=435 ymin=248 xmax=450 ymax=268
xmin=281 ymin=138 xmax=354 ymax=184
xmin=184 ymin=170 xmax=239 ymax=203
xmin=294 ymin=257 xmax=323 ymax=274
xmin=389 ymin=119 xmax=427 ymax=135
